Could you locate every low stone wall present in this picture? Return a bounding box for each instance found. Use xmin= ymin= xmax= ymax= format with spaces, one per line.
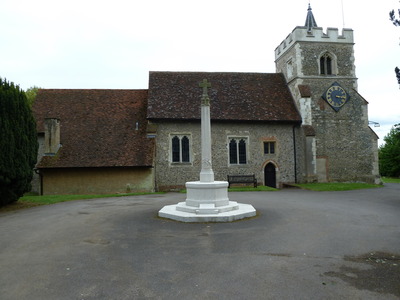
xmin=40 ymin=167 xmax=154 ymax=195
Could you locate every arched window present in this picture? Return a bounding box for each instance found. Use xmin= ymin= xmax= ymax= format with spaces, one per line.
xmin=172 ymin=136 xmax=180 ymax=162
xmin=238 ymin=139 xmax=247 ymax=164
xmin=229 ymin=138 xmax=247 ymax=165
xmin=229 ymin=139 xmax=238 ymax=164
xmin=171 ymin=135 xmax=190 ymax=163
xmin=181 ymin=136 xmax=190 ymax=162
xmin=320 ymin=53 xmax=334 ymax=75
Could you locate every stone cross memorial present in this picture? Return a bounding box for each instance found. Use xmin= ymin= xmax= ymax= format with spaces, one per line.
xmin=158 ymin=79 xmax=256 ymax=222
xmin=199 ymin=79 xmax=214 ymax=183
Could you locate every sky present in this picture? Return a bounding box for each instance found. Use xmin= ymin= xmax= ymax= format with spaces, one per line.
xmin=1 ymin=0 xmax=399 ymax=145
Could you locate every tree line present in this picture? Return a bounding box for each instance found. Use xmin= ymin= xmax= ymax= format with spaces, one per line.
xmin=379 ymin=8 xmax=400 ymax=178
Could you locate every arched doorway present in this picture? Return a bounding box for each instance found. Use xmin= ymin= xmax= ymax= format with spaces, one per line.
xmin=264 ymin=163 xmax=276 ymax=188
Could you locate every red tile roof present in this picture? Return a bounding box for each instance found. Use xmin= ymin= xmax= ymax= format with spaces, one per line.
xmin=33 ymin=89 xmax=154 ymax=168
xmin=147 ymin=72 xmax=302 ymax=123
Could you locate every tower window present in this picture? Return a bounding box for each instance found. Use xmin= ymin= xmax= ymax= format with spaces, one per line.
xmin=320 ymin=53 xmax=333 ymax=75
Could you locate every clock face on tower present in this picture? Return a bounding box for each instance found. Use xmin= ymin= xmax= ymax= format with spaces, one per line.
xmin=322 ymin=82 xmax=350 ymax=112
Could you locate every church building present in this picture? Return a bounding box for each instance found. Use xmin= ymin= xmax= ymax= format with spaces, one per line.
xmin=32 ymin=5 xmax=380 ymax=195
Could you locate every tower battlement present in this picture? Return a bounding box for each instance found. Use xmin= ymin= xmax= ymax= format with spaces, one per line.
xmin=275 ymin=26 xmax=354 ymax=60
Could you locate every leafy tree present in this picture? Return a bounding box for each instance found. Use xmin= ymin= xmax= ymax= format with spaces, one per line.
xmin=379 ymin=124 xmax=400 ymax=177
xmin=0 ymin=78 xmax=38 ymax=206
xmin=390 ymin=9 xmax=400 ymax=26
xmin=390 ymin=9 xmax=400 ymax=85
xmin=396 ymin=67 xmax=400 ymax=86
xmin=25 ymin=86 xmax=41 ymax=107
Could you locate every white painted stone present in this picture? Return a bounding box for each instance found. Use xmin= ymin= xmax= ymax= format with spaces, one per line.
xmin=299 ymin=97 xmax=312 ymax=125
xmin=158 ymin=202 xmax=256 ymax=223
xmin=199 ymin=104 xmax=214 ymax=182
xmin=158 ymin=173 xmax=256 ymax=223
xmin=185 ymin=181 xmax=229 ymax=207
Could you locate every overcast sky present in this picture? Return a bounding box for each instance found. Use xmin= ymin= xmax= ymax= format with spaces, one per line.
xmin=1 ymin=0 xmax=399 ymax=144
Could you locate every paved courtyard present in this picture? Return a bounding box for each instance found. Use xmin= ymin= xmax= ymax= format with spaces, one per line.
xmin=1 ymin=184 xmax=399 ymax=299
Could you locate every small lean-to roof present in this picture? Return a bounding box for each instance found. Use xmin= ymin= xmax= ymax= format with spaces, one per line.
xmin=298 ymin=85 xmax=312 ymax=98
xmin=147 ymin=71 xmax=301 ymax=123
xmin=33 ymin=89 xmax=154 ymax=168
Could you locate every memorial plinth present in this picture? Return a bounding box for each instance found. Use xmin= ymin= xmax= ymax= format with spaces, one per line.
xmin=158 ymin=79 xmax=256 ymax=222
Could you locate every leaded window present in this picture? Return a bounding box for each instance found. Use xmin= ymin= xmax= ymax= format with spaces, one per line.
xmin=229 ymin=138 xmax=247 ymax=164
xmin=264 ymin=142 xmax=275 ymax=154
xmin=181 ymin=136 xmax=190 ymax=162
xmin=171 ymin=135 xmax=190 ymax=163
xmin=320 ymin=53 xmax=333 ymax=75
xmin=229 ymin=139 xmax=238 ymax=164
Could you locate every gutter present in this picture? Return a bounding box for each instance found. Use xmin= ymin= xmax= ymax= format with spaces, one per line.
xmin=34 ymin=168 xmax=43 ymax=196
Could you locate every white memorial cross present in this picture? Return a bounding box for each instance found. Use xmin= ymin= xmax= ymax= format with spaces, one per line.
xmin=198 ymin=79 xmax=215 ymax=183
xmin=157 ymin=78 xmax=256 ymax=222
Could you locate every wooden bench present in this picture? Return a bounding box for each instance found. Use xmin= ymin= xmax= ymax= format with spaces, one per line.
xmin=227 ymin=175 xmax=257 ymax=188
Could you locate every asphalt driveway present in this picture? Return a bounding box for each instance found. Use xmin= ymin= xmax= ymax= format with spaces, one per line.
xmin=1 ymin=184 xmax=399 ymax=299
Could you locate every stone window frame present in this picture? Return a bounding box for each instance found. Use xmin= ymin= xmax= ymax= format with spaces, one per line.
xmin=170 ymin=134 xmax=192 ymax=165
xmin=264 ymin=141 xmax=276 ymax=155
xmin=262 ymin=138 xmax=278 ymax=156
xmin=228 ymin=136 xmax=249 ymax=166
xmin=319 ymin=51 xmax=337 ymax=76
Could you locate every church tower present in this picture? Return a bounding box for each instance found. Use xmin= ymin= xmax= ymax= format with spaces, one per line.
xmin=275 ymin=4 xmax=380 ymax=184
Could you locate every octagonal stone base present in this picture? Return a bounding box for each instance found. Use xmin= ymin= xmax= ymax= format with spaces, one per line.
xmin=184 ymin=180 xmax=230 ymax=209
xmin=158 ymin=180 xmax=256 ymax=222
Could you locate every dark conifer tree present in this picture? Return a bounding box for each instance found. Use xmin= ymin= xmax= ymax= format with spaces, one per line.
xmin=0 ymin=78 xmax=38 ymax=206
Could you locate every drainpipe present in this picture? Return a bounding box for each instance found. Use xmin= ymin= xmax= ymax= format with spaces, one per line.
xmin=34 ymin=168 xmax=43 ymax=195
xmin=292 ymin=125 xmax=297 ymax=184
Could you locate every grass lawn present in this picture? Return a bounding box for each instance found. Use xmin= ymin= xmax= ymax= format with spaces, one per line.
xmin=381 ymin=177 xmax=400 ymax=183
xmin=1 ymin=180 xmax=390 ymax=213
xmin=228 ymin=186 xmax=278 ymax=192
xmin=293 ymin=182 xmax=382 ymax=191
xmin=0 ymin=192 xmax=164 ymax=213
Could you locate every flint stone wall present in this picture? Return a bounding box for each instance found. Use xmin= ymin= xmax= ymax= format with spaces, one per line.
xmin=154 ymin=121 xmax=303 ymax=191
xmin=276 ymin=35 xmax=379 ymax=184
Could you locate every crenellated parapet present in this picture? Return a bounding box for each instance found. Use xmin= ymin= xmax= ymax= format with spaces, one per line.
xmin=275 ymin=26 xmax=354 ymax=60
